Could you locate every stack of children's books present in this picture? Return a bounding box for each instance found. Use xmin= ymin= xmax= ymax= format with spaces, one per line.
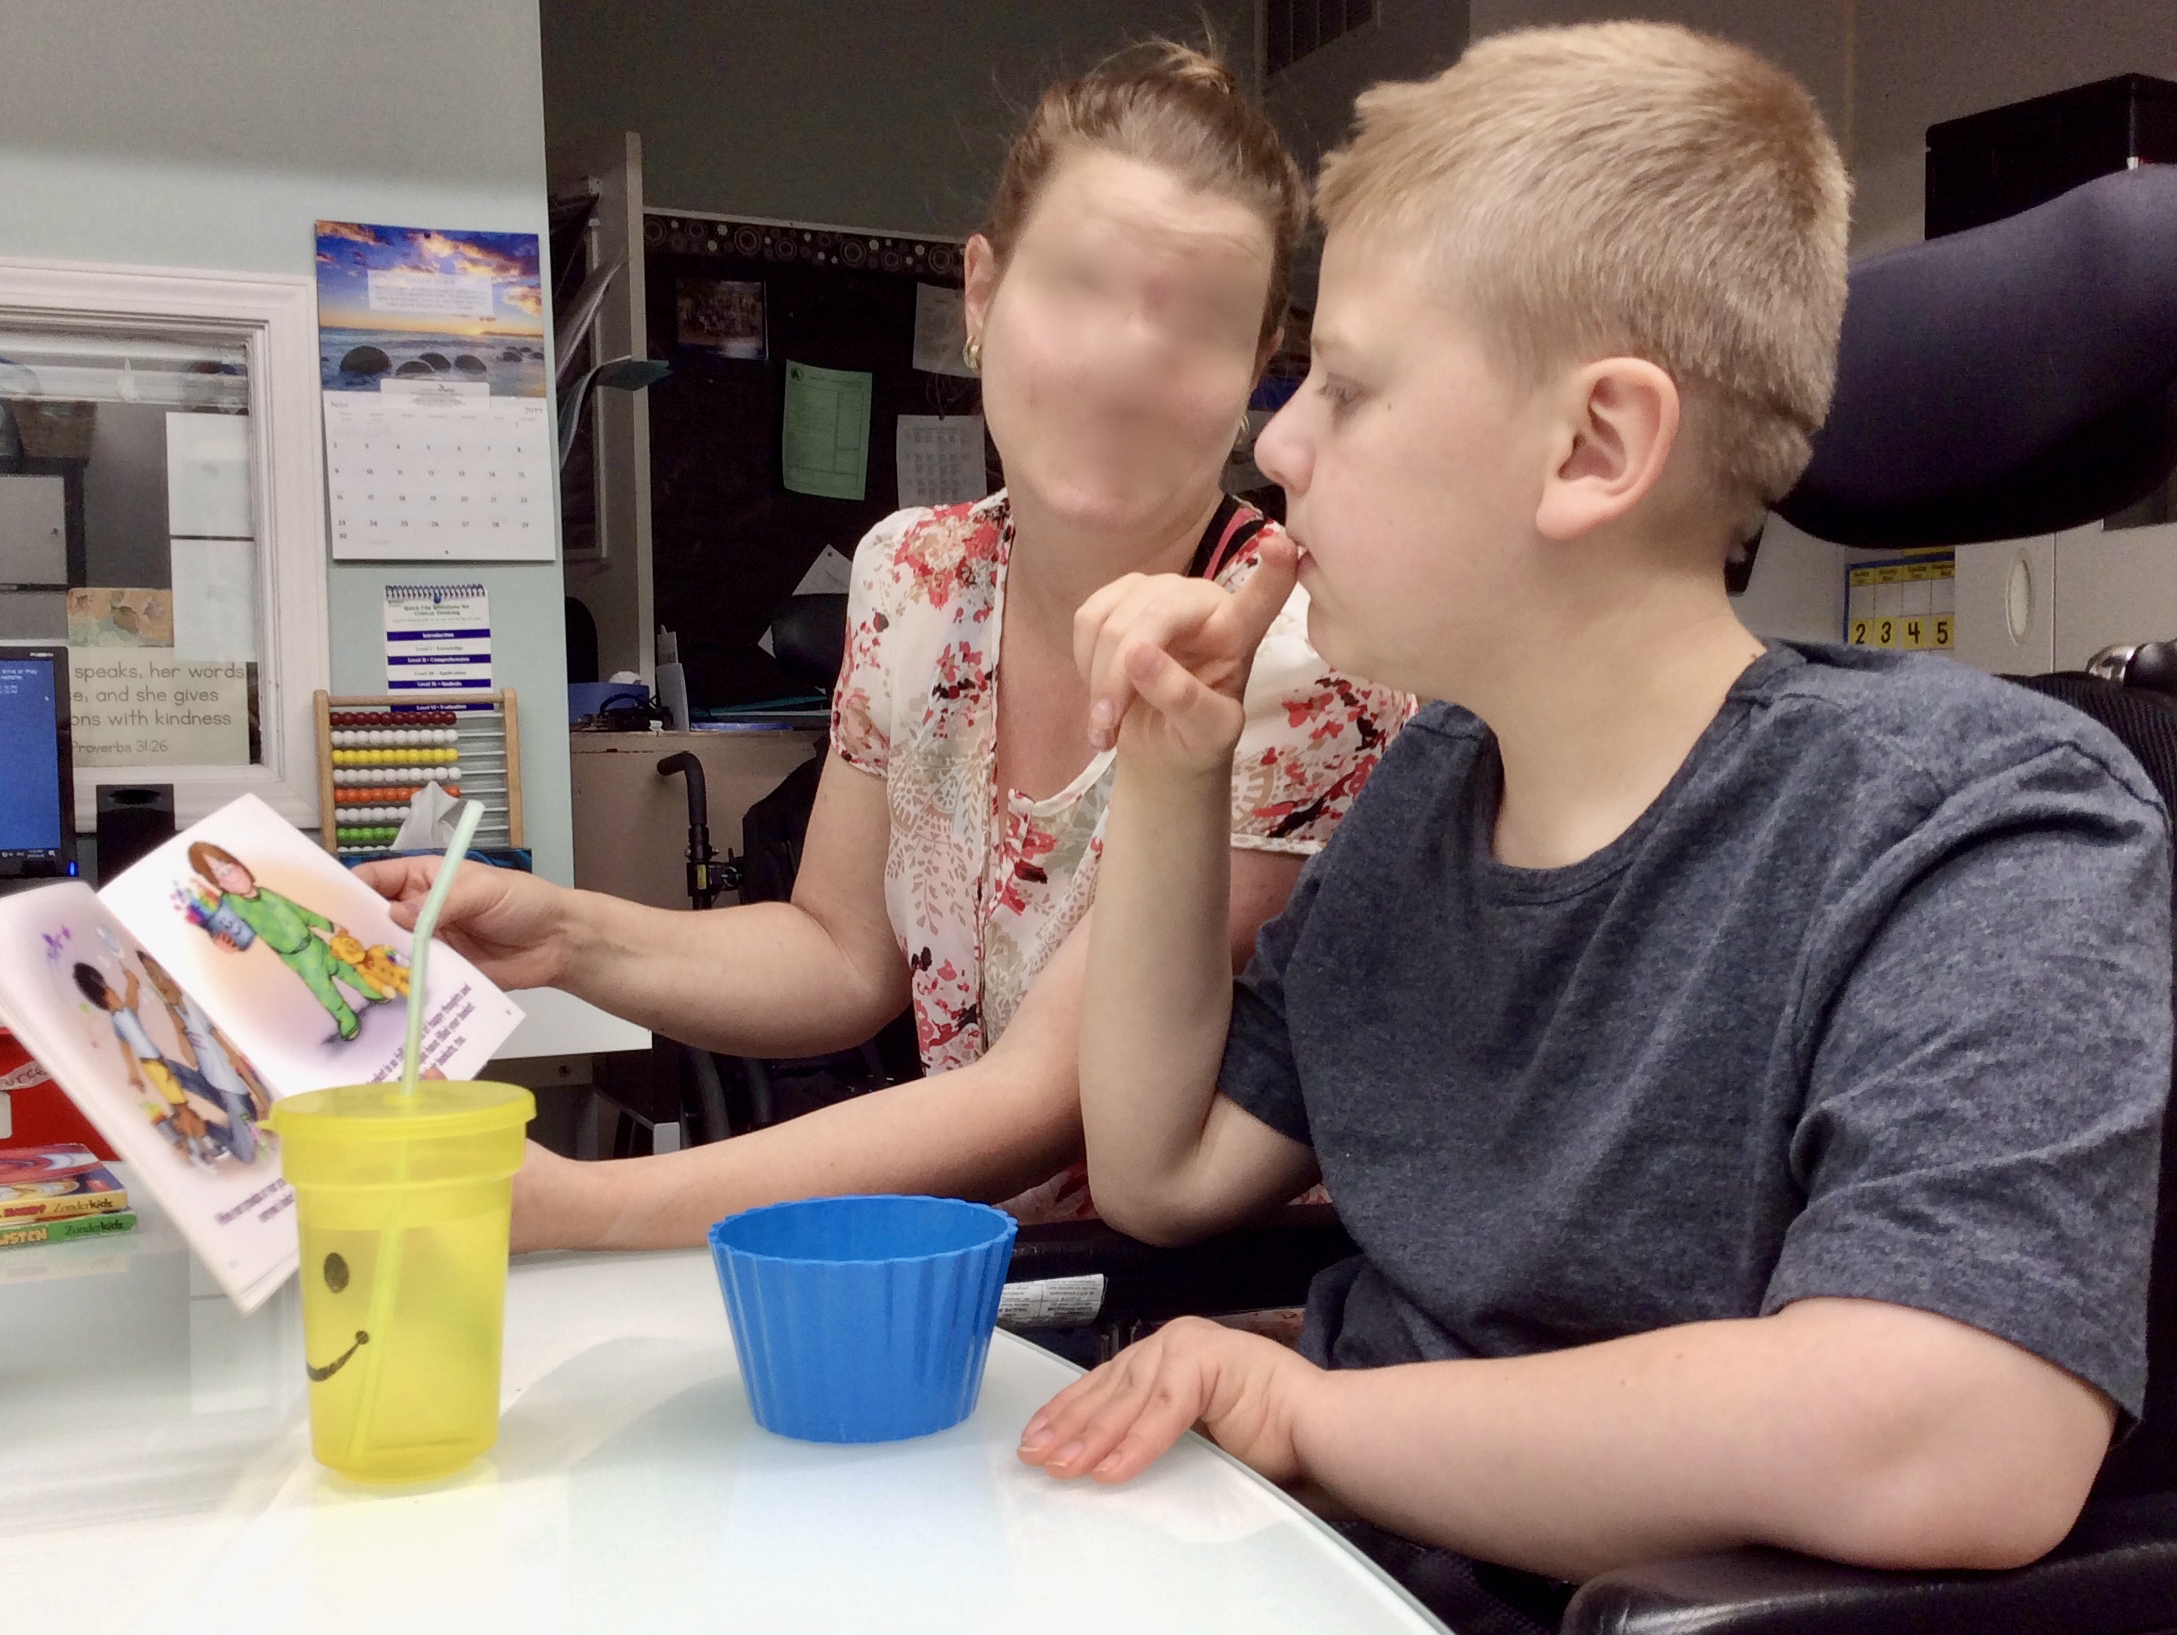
xmin=0 ymin=1142 xmax=136 ymax=1248
xmin=0 ymin=794 xmax=524 ymax=1309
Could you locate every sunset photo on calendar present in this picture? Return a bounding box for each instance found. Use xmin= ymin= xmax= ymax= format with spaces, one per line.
xmin=315 ymin=220 xmax=547 ymax=397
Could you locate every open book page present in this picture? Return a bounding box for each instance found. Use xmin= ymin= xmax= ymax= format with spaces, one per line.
xmin=97 ymin=794 xmax=524 ymax=1093
xmin=0 ymin=882 xmax=297 ymax=1310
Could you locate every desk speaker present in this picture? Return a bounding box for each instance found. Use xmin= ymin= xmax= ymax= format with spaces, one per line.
xmin=95 ymin=784 xmax=175 ymax=884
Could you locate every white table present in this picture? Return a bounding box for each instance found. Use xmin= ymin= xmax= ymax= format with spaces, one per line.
xmin=0 ymin=1174 xmax=1447 ymax=1633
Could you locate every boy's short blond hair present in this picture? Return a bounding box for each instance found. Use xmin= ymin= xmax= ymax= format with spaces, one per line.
xmin=1317 ymin=22 xmax=1850 ymax=526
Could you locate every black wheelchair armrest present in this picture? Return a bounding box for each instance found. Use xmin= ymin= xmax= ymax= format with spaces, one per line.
xmin=1564 ymin=1494 xmax=2177 ymax=1635
xmin=1007 ymin=1203 xmax=1356 ymax=1329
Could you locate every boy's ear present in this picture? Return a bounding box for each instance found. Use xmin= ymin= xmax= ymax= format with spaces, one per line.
xmin=1533 ymin=357 xmax=1680 ymax=542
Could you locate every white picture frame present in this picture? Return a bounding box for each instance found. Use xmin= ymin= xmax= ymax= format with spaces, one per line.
xmin=0 ymin=256 xmax=330 ymax=831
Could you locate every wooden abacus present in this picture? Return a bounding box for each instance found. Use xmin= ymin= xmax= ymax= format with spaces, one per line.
xmin=313 ymin=689 xmax=524 ymax=859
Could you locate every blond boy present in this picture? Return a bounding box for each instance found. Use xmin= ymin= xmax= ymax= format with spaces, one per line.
xmin=1016 ymin=22 xmax=2169 ymax=1621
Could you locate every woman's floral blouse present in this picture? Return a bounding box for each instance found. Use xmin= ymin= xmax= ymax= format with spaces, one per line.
xmin=831 ymin=489 xmax=1414 ymax=1221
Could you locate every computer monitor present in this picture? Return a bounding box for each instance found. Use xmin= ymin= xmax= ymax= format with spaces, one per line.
xmin=0 ymin=647 xmax=77 ymax=882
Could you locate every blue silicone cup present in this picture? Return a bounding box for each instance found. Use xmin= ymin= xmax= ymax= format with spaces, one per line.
xmin=707 ymin=1195 xmax=1019 ymax=1444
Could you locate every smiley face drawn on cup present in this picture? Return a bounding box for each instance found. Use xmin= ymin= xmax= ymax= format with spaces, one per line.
xmin=306 ymin=1251 xmax=370 ymax=1381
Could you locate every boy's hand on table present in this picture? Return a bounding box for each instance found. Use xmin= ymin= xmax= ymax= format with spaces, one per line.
xmin=1018 ymin=1315 xmax=1320 ymax=1486
xmin=1074 ymin=536 xmax=1299 ymax=766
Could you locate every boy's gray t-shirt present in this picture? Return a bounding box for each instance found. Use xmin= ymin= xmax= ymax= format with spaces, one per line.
xmin=1220 ymin=643 xmax=2172 ymax=1414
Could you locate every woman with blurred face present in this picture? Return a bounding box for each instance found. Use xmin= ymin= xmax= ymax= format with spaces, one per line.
xmin=358 ymin=42 xmax=1411 ymax=1249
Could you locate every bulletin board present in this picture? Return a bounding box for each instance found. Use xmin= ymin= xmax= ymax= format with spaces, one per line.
xmin=642 ymin=213 xmax=992 ymax=709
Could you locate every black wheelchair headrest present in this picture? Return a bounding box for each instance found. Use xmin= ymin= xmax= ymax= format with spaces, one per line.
xmin=1779 ymin=164 xmax=2177 ymax=547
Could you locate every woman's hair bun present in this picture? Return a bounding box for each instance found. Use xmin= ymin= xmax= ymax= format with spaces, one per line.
xmin=1134 ymin=38 xmax=1238 ymax=95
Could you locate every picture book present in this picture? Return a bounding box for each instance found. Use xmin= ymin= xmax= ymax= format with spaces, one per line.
xmin=0 ymin=793 xmax=523 ymax=1310
xmin=0 ymin=1209 xmax=136 ymax=1250
xmin=0 ymin=1144 xmax=128 ymax=1221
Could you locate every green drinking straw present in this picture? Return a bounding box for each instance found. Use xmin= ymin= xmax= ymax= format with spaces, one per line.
xmin=343 ymin=799 xmax=482 ymax=1469
xmin=398 ymin=799 xmax=483 ymax=1099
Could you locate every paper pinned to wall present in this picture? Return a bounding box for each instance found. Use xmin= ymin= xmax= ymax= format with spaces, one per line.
xmin=911 ymin=284 xmax=976 ymax=378
xmin=781 ymin=361 xmax=872 ymax=501
xmin=384 ymin=582 xmax=492 ymax=710
xmin=677 ymin=276 xmax=766 ymax=358
xmin=165 ymin=412 xmax=253 ymax=539
xmin=171 ymin=538 xmax=257 ymax=662
xmin=896 ymin=414 xmax=988 ymax=509
xmin=790 ymin=545 xmax=856 ymax=598
xmin=757 ymin=545 xmax=855 ymax=658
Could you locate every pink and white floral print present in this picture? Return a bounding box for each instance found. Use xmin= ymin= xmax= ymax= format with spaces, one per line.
xmin=831 ymin=490 xmax=1413 ymax=1221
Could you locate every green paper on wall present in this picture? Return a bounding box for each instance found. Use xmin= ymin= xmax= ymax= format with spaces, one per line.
xmin=781 ymin=361 xmax=872 ymax=500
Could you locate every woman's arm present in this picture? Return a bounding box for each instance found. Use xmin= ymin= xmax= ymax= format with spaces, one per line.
xmin=522 ymin=921 xmax=1092 ymax=1250
xmin=356 ymin=751 xmax=910 ymax=1059
xmin=511 ymin=846 xmax=1303 ymax=1252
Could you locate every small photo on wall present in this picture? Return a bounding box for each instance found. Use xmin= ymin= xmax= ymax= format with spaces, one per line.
xmin=69 ymin=587 xmax=174 ymax=648
xmin=677 ymin=278 xmax=767 ymax=359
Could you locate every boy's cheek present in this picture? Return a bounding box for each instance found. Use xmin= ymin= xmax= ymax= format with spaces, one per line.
xmin=1298 ymin=512 xmax=1388 ymax=619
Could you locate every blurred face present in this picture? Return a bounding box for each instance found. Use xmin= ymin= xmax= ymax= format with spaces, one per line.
xmin=1254 ymin=229 xmax=1551 ymax=701
xmin=209 ymin=858 xmax=255 ymax=896
xmin=966 ymin=150 xmax=1273 ymax=538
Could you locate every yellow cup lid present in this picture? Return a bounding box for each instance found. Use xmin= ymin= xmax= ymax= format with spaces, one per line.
xmin=269 ymin=1080 xmax=534 ymax=1142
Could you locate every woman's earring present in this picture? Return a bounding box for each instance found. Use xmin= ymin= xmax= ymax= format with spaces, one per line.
xmin=1232 ymin=412 xmax=1252 ymax=455
xmin=962 ymin=335 xmax=982 ymax=375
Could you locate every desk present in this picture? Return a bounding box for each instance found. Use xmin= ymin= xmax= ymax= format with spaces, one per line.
xmin=0 ymin=1175 xmax=1446 ymax=1633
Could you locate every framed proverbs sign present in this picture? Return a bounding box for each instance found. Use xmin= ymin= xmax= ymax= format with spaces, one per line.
xmin=69 ymin=653 xmax=249 ymax=767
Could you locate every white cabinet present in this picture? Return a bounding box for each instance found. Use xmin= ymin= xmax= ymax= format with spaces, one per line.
xmin=1902 ymin=521 xmax=2177 ymax=677
xmin=2050 ymin=520 xmax=2177 ymax=669
xmin=1735 ymin=515 xmax=2177 ymax=676
xmin=1952 ymin=533 xmax=2056 ymax=675
xmin=0 ymin=472 xmax=65 ymax=582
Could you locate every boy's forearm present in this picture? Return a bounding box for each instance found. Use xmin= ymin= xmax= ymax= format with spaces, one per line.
xmin=1079 ymin=753 xmax=1237 ymax=1224
xmin=1285 ymin=1299 xmax=2110 ymax=1583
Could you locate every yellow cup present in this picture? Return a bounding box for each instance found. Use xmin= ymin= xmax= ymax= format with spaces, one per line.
xmin=272 ymin=1080 xmax=534 ymax=1483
